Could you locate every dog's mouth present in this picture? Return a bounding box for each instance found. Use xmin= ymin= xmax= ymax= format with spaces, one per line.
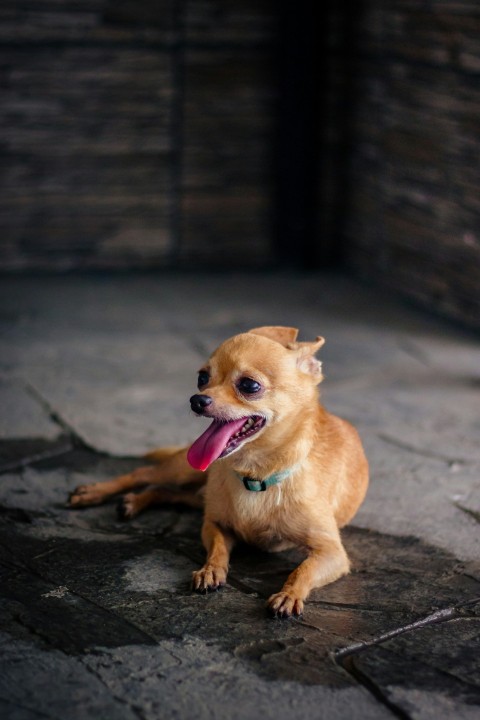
xmin=187 ymin=415 xmax=266 ymax=471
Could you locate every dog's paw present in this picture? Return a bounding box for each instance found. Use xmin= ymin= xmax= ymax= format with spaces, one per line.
xmin=266 ymin=591 xmax=304 ymax=618
xmin=192 ymin=565 xmax=227 ymax=593
xmin=68 ymin=483 xmax=106 ymax=508
xmin=116 ymin=493 xmax=140 ymax=520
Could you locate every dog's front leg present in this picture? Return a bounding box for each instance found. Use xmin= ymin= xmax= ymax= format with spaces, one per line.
xmin=192 ymin=520 xmax=235 ymax=592
xmin=267 ymin=531 xmax=350 ymax=618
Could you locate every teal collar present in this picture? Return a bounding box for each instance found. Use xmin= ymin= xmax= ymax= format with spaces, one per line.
xmin=236 ymin=465 xmax=299 ymax=492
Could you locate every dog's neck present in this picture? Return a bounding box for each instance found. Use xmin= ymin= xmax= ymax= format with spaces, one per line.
xmin=227 ymin=403 xmax=323 ymax=479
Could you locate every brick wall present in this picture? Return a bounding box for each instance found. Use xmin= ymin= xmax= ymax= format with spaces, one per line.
xmin=344 ymin=0 xmax=480 ymax=328
xmin=0 ymin=1 xmax=277 ymax=270
xmin=2 ymin=1 xmax=479 ymax=328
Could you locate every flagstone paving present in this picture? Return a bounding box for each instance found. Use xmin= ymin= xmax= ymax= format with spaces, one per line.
xmin=0 ymin=273 xmax=479 ymax=719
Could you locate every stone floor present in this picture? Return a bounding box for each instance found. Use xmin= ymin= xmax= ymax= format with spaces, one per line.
xmin=0 ymin=271 xmax=479 ymax=720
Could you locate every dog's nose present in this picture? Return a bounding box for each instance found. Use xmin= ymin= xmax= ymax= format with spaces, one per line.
xmin=190 ymin=394 xmax=213 ymax=415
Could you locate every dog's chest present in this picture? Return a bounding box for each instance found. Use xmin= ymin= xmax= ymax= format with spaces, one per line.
xmin=226 ymin=479 xmax=292 ymax=548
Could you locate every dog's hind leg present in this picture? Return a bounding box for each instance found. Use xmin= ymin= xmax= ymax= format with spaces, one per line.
xmin=68 ymin=447 xmax=204 ymax=508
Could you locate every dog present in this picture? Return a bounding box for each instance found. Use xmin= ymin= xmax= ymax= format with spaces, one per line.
xmin=69 ymin=326 xmax=369 ymax=617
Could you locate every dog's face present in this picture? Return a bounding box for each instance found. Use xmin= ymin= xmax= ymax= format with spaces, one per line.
xmin=187 ymin=326 xmax=324 ymax=471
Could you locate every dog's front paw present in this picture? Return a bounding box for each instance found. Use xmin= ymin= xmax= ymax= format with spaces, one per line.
xmin=192 ymin=565 xmax=227 ymax=593
xmin=68 ymin=483 xmax=106 ymax=508
xmin=267 ymin=591 xmax=304 ymax=618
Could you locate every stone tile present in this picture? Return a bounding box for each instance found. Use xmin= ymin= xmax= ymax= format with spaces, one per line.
xmin=0 ymin=636 xmax=139 ymax=720
xmin=2 ymin=332 xmax=203 ymax=455
xmin=340 ymin=608 xmax=480 ymax=719
xmin=0 ymin=377 xmax=60 ymax=441
xmin=354 ymin=437 xmax=480 ymax=568
xmin=0 ymin=635 xmax=392 ymax=720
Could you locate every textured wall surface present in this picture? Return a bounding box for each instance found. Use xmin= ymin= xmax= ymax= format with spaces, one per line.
xmin=2 ymin=2 xmax=479 ymax=328
xmin=0 ymin=1 xmax=277 ymax=270
xmin=344 ymin=0 xmax=480 ymax=328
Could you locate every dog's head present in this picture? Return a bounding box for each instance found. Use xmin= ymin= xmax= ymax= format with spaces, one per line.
xmin=187 ymin=326 xmax=325 ymax=470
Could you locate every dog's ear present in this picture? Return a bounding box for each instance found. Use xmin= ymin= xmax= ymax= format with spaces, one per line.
xmin=288 ymin=336 xmax=325 ymax=383
xmin=249 ymin=326 xmax=299 ymax=347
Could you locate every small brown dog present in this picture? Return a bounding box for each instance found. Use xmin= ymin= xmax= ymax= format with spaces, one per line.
xmin=69 ymin=326 xmax=368 ymax=617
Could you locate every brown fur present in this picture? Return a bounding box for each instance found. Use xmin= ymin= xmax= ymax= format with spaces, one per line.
xmin=69 ymin=326 xmax=368 ymax=617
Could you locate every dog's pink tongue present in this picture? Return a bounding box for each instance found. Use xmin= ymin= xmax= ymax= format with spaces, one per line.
xmin=187 ymin=418 xmax=246 ymax=471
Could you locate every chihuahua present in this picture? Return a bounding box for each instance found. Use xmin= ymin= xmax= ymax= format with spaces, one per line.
xmin=69 ymin=326 xmax=368 ymax=617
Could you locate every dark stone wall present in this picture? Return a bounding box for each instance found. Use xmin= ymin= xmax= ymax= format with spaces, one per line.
xmin=2 ymin=1 xmax=479 ymax=328
xmin=344 ymin=0 xmax=480 ymax=328
xmin=0 ymin=1 xmax=277 ymax=270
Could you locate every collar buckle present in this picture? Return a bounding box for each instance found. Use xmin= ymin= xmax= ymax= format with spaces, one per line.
xmin=242 ymin=477 xmax=267 ymax=492
xmin=238 ymin=463 xmax=300 ymax=492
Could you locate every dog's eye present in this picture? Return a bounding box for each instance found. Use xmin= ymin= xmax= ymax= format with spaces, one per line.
xmin=238 ymin=377 xmax=262 ymax=395
xmin=197 ymin=370 xmax=210 ymax=389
